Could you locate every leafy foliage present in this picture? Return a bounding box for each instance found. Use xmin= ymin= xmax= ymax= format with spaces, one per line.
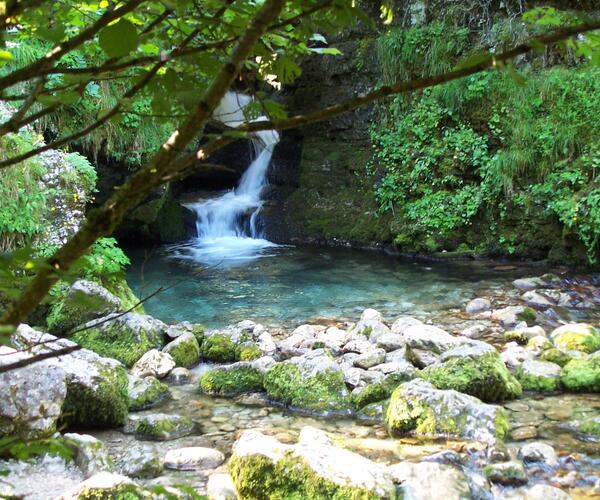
xmin=371 ymin=16 xmax=600 ymax=263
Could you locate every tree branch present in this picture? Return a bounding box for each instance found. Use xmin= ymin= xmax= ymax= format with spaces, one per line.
xmin=0 ymin=0 xmax=286 ymax=327
xmin=0 ymin=0 xmax=146 ymax=92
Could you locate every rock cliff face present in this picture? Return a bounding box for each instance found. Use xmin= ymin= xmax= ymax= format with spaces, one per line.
xmin=262 ymin=9 xmax=392 ymax=248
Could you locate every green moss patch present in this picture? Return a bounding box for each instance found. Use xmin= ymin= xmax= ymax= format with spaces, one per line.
xmin=560 ymin=353 xmax=600 ymax=392
xmin=60 ymin=365 xmax=129 ymax=429
xmin=200 ymin=334 xmax=238 ymax=363
xmin=264 ymin=363 xmax=351 ymax=414
xmin=229 ymin=452 xmax=379 ymax=500
xmin=199 ymin=365 xmax=264 ymax=396
xmin=420 ymin=352 xmax=522 ymax=402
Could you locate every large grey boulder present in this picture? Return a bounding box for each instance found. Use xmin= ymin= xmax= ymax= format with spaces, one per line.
xmin=385 ymin=379 xmax=509 ymax=443
xmin=0 ymin=346 xmax=67 ymax=438
xmin=229 ymin=427 xmax=396 ymax=498
xmin=131 ymin=349 xmax=175 ymax=379
xmin=9 ymin=325 xmax=129 ymax=430
xmin=386 ymin=461 xmax=472 ymax=500
xmin=402 ymin=324 xmax=462 ymax=354
xmin=72 ymin=312 xmax=167 ymax=367
xmin=47 ymin=280 xmax=122 ymax=334
xmin=64 ymin=433 xmax=113 ymax=478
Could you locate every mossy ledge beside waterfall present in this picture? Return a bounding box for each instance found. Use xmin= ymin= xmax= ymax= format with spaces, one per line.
xmin=169 ymin=92 xmax=280 ymax=266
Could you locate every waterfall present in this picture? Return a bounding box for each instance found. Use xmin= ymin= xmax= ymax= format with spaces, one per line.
xmin=170 ymin=92 xmax=281 ymax=266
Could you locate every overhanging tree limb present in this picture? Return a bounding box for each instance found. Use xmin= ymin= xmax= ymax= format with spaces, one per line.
xmin=0 ymin=16 xmax=597 ymax=328
xmin=0 ymin=0 xmax=146 ymax=92
xmin=0 ymin=0 xmax=286 ymax=327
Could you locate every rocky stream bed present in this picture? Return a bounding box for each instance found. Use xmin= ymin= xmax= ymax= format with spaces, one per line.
xmin=1 ymin=271 xmax=599 ymax=499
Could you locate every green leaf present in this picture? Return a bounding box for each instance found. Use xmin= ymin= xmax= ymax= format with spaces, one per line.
xmin=98 ymin=19 xmax=139 ymax=58
xmin=0 ymin=50 xmax=12 ymax=61
xmin=309 ymin=47 xmax=342 ymax=55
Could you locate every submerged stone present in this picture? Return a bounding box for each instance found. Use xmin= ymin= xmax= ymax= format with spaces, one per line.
xmin=386 ymin=461 xmax=472 ymax=499
xmin=385 ymin=379 xmax=509 ymax=443
xmin=518 ymin=442 xmax=559 ymax=468
xmin=229 ymin=427 xmax=396 ymax=499
xmin=125 ymin=413 xmax=195 ymax=441
xmin=420 ymin=350 xmax=522 ymax=402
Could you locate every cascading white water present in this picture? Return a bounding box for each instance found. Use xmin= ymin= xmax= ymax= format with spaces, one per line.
xmin=169 ymin=92 xmax=281 ymax=266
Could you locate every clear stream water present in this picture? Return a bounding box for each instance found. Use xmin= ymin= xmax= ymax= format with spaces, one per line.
xmin=125 ymin=245 xmax=537 ymax=328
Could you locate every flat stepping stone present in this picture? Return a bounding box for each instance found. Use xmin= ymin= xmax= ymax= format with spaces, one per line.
xmin=164 ymin=447 xmax=225 ymax=470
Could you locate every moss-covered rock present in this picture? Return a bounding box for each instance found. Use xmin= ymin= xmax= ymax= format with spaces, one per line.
xmin=385 ymin=379 xmax=509 ymax=442
xmin=264 ymin=361 xmax=351 ymax=414
xmin=199 ymin=364 xmax=265 ymax=396
xmin=72 ymin=312 xmax=166 ymax=367
xmin=229 ymin=427 xmax=395 ymax=499
xmin=540 ymin=348 xmax=573 ymax=367
xmin=576 ymin=416 xmax=600 ymax=440
xmin=163 ymin=332 xmax=200 ymax=368
xmin=515 ymin=360 xmax=561 ymax=393
xmin=47 ymin=280 xmax=121 ymax=335
xmin=100 ymin=274 xmax=145 ymax=313
xmin=550 ymin=323 xmax=600 ymax=354
xmin=59 ymin=472 xmax=147 ymax=499
xmin=483 ymin=461 xmax=528 ymax=486
xmin=10 ymin=325 xmax=129 ymax=431
xmin=420 ymin=351 xmax=522 ymax=402
xmin=201 ymin=334 xmax=238 ymax=363
xmin=351 ymin=373 xmax=410 ymax=410
xmin=125 ymin=413 xmax=195 ymax=441
xmin=128 ymin=376 xmax=171 ymax=411
xmin=238 ymin=343 xmax=263 ymax=361
xmin=61 ymin=363 xmax=129 ymax=429
xmin=560 ymin=352 xmax=600 ymax=392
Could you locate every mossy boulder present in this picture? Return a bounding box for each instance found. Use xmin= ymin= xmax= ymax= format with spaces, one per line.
xmin=58 ymin=472 xmax=147 ymax=499
xmin=47 ymin=280 xmax=121 ymax=335
xmin=385 ymin=379 xmax=509 ymax=443
xmin=560 ymin=352 xmax=600 ymax=392
xmin=515 ymin=360 xmax=561 ymax=393
xmin=238 ymin=343 xmax=263 ymax=361
xmin=264 ymin=357 xmax=351 ymax=414
xmin=199 ymin=363 xmax=265 ymax=396
xmin=61 ymin=361 xmax=129 ymax=430
xmin=540 ymin=348 xmax=573 ymax=367
xmin=64 ymin=433 xmax=113 ymax=477
xmin=576 ymin=416 xmax=600 ymax=440
xmin=550 ymin=323 xmax=600 ymax=354
xmin=100 ymin=274 xmax=145 ymax=313
xmin=229 ymin=427 xmax=396 ymax=499
xmin=163 ymin=332 xmax=200 ymax=368
xmin=72 ymin=312 xmax=167 ymax=367
xmin=125 ymin=413 xmax=195 ymax=441
xmin=10 ymin=325 xmax=129 ymax=430
xmin=483 ymin=461 xmax=528 ymax=486
xmin=128 ymin=376 xmax=171 ymax=411
xmin=420 ymin=351 xmax=522 ymax=402
xmin=351 ymin=373 xmax=411 ymax=410
xmin=201 ymin=334 xmax=238 ymax=362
